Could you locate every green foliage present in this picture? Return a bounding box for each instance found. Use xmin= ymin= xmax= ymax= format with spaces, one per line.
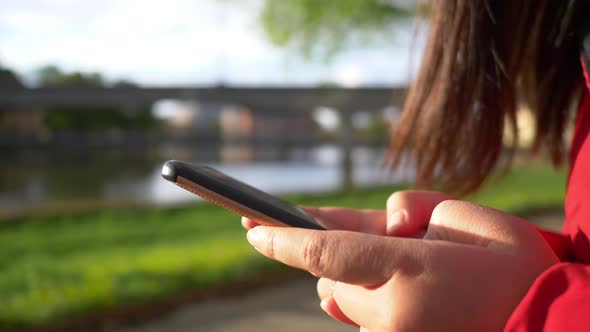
xmin=468 ymin=165 xmax=567 ymax=215
xmin=0 ymin=164 xmax=566 ymax=328
xmin=112 ymin=80 xmax=138 ymax=88
xmin=34 ymin=65 xmax=150 ymax=130
xmin=131 ymin=108 xmax=160 ymax=128
xmin=260 ymin=0 xmax=413 ymax=59
xmin=36 ymin=65 xmax=104 ymax=88
xmin=44 ymin=107 xmax=160 ymax=130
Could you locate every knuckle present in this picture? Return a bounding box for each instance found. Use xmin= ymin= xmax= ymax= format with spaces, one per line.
xmin=430 ymin=199 xmax=460 ymax=221
xmin=387 ymin=191 xmax=410 ymax=210
xmin=302 ymin=233 xmax=329 ymax=273
xmin=430 ymin=200 xmax=479 ymax=228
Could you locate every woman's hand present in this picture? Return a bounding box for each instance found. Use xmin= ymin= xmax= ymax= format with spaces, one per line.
xmin=245 ymin=200 xmax=559 ymax=332
xmin=242 ymin=190 xmax=453 ymax=326
xmin=241 ymin=190 xmax=454 ymax=237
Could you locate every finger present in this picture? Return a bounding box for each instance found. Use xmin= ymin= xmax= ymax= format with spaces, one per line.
xmin=320 ymin=296 xmax=359 ymax=327
xmin=302 ymin=206 xmax=386 ymax=234
xmin=317 ymin=278 xmax=361 ymax=327
xmin=427 ymin=200 xmax=551 ymax=257
xmin=241 ymin=216 xmax=260 ymax=230
xmin=386 ymin=191 xmax=454 ymax=237
xmin=332 ymin=282 xmax=380 ymax=330
xmin=246 ymin=226 xmax=423 ymax=286
xmin=317 ymin=277 xmax=335 ymax=300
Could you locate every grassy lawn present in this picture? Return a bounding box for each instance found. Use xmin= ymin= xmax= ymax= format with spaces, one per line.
xmin=0 ymin=163 xmax=567 ymax=329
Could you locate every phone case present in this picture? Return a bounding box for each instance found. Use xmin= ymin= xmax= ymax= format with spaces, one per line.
xmin=161 ymin=160 xmax=324 ymax=230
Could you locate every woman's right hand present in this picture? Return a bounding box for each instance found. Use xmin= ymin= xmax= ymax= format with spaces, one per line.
xmin=246 ymin=201 xmax=558 ymax=332
xmin=241 ymin=190 xmax=454 ymax=238
xmin=241 ymin=190 xmax=454 ymax=326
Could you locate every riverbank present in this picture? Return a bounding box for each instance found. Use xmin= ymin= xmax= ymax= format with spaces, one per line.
xmin=0 ymin=164 xmax=567 ymax=330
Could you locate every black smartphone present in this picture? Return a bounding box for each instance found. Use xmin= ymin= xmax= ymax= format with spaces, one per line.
xmin=161 ymin=160 xmax=324 ymax=230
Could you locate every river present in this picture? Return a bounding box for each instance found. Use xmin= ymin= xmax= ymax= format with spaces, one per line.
xmin=0 ymin=144 xmax=413 ymax=214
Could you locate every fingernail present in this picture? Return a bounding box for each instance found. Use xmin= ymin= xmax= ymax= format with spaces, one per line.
xmin=247 ymin=227 xmax=264 ymax=249
xmin=387 ymin=210 xmax=407 ymax=236
xmin=320 ymin=298 xmax=329 ymax=312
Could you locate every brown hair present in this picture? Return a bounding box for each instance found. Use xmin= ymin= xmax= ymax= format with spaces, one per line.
xmin=386 ymin=0 xmax=587 ymax=195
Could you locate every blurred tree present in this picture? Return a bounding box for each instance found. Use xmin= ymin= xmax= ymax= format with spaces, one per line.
xmin=317 ymin=80 xmax=340 ymax=88
xmin=44 ymin=106 xmax=160 ymax=130
xmin=36 ymin=65 xmax=62 ymax=86
xmin=259 ymin=0 xmax=416 ymax=59
xmin=34 ymin=65 xmax=158 ymax=130
xmin=358 ymin=113 xmax=390 ymax=144
xmin=0 ymin=66 xmax=25 ymax=90
xmin=112 ymin=79 xmax=139 ymax=88
xmin=36 ymin=65 xmax=104 ymax=87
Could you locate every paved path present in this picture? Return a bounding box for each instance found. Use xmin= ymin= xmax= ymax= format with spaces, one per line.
xmin=117 ymin=212 xmax=564 ymax=332
xmin=119 ymin=276 xmax=354 ymax=332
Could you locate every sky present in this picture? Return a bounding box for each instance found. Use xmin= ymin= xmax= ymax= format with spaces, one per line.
xmin=0 ymin=0 xmax=419 ymax=87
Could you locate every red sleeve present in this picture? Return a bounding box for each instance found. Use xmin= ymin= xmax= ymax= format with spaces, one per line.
xmin=535 ymin=227 xmax=570 ymax=261
xmin=504 ymin=263 xmax=590 ymax=331
xmin=504 ymin=61 xmax=590 ymax=331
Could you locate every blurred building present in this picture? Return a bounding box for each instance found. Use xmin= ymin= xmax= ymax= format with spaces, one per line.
xmin=220 ymin=105 xmax=253 ymax=140
xmin=159 ymin=100 xmax=317 ymax=145
xmin=158 ymin=100 xmax=226 ymax=142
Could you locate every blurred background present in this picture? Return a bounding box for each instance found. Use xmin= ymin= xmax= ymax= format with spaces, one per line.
xmin=0 ymin=0 xmax=419 ymax=216
xmin=0 ymin=1 xmax=566 ymax=331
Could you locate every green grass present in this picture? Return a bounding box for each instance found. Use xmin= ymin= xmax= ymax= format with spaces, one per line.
xmin=0 ymin=163 xmax=567 ymax=329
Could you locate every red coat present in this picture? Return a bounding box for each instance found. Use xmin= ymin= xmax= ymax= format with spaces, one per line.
xmin=504 ymin=64 xmax=590 ymax=331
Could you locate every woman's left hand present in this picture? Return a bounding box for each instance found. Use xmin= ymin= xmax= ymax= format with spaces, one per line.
xmin=245 ymin=200 xmax=558 ymax=332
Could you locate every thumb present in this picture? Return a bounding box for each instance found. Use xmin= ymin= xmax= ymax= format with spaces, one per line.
xmin=246 ymin=226 xmax=424 ymax=286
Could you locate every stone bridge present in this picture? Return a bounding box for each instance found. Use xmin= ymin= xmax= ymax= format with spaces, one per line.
xmin=0 ymin=86 xmax=406 ymax=188
xmin=0 ymin=86 xmax=405 ymax=114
